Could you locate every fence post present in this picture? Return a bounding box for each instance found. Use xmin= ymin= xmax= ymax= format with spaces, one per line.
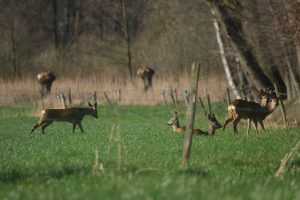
xmin=226 ymin=87 xmax=231 ymax=105
xmin=240 ymin=84 xmax=247 ymax=100
xmin=68 ymin=88 xmax=72 ymax=105
xmin=103 ymin=92 xmax=112 ymax=105
xmin=59 ymin=92 xmax=67 ymax=108
xmin=207 ymin=94 xmax=212 ymax=115
xmin=181 ymin=63 xmax=200 ymax=168
xmin=174 ymin=88 xmax=178 ymax=108
xmin=274 ymin=83 xmax=288 ymax=128
xmin=198 ymin=96 xmax=207 ymax=117
xmin=93 ymin=91 xmax=97 ymax=103
xmin=162 ymin=90 xmax=167 ymax=105
xmin=117 ymin=90 xmax=121 ymax=102
xmin=169 ymin=87 xmax=176 ymax=105
xmin=184 ymin=90 xmax=189 ymax=104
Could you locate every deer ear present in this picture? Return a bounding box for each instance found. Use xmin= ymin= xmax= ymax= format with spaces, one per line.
xmin=88 ymin=102 xmax=93 ymax=107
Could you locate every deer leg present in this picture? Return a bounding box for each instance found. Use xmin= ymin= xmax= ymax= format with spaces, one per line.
xmin=72 ymin=123 xmax=76 ymax=133
xmin=247 ymin=119 xmax=252 ymax=135
xmin=258 ymin=120 xmax=265 ymax=131
xmin=31 ymin=122 xmax=40 ymax=133
xmin=40 ymin=122 xmax=53 ymax=134
xmin=232 ymin=116 xmax=241 ymax=134
xmin=253 ymin=120 xmax=259 ymax=134
xmin=77 ymin=122 xmax=84 ymax=133
xmin=31 ymin=121 xmax=46 ymax=133
xmin=223 ymin=117 xmax=233 ymax=132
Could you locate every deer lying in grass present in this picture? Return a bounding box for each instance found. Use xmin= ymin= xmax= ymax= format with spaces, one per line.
xmin=207 ymin=113 xmax=223 ymax=135
xmin=166 ymin=111 xmax=222 ymax=136
xmin=222 ymin=88 xmax=279 ymax=134
xmin=31 ymin=102 xmax=98 ymax=134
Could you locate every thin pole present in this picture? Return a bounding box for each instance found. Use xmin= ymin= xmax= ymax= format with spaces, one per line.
xmin=182 ymin=63 xmax=200 ymax=168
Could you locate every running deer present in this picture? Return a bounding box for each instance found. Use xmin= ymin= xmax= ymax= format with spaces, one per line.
xmin=31 ymin=102 xmax=98 ymax=134
xmin=222 ymin=88 xmax=279 ymax=134
xmin=166 ymin=111 xmax=222 ymax=136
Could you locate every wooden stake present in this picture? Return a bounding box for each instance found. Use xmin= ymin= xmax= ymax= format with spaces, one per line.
xmin=169 ymin=87 xmax=176 ymax=105
xmin=240 ymin=84 xmax=247 ymax=100
xmin=59 ymin=92 xmax=67 ymax=108
xmin=182 ymin=63 xmax=200 ymax=168
xmin=198 ymin=96 xmax=207 ymax=117
xmin=207 ymin=94 xmax=212 ymax=115
xmin=274 ymin=83 xmax=288 ymax=128
xmin=117 ymin=90 xmax=121 ymax=102
xmin=184 ymin=90 xmax=189 ymax=104
xmin=93 ymin=91 xmax=97 ymax=103
xmin=174 ymin=88 xmax=178 ymax=108
xmin=162 ymin=91 xmax=167 ymax=105
xmin=104 ymin=92 xmax=112 ymax=105
xmin=68 ymin=88 xmax=72 ymax=105
xmin=226 ymin=87 xmax=231 ymax=105
xmin=275 ymin=140 xmax=300 ymax=177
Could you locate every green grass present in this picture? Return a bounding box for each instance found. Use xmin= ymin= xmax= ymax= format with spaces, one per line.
xmin=0 ymin=102 xmax=299 ymax=200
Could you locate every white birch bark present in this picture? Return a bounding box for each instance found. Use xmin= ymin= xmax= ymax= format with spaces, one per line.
xmin=213 ymin=17 xmax=241 ymax=99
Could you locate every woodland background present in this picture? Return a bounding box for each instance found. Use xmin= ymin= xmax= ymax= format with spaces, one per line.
xmin=0 ymin=0 xmax=299 ymax=100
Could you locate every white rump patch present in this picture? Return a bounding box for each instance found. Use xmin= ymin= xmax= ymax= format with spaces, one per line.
xmin=228 ymin=105 xmax=235 ymax=111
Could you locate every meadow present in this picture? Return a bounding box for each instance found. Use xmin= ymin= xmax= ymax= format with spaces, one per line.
xmin=0 ymin=102 xmax=299 ymax=200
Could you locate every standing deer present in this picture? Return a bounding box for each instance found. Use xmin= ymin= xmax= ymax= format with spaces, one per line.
xmin=136 ymin=66 xmax=155 ymax=91
xmin=31 ymin=102 xmax=98 ymax=134
xmin=37 ymin=71 xmax=56 ymax=96
xmin=166 ymin=111 xmax=222 ymax=136
xmin=222 ymin=88 xmax=279 ymax=134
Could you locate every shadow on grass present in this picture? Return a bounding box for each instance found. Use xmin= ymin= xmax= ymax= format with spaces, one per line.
xmin=0 ymin=164 xmax=90 ymax=183
xmin=176 ymin=167 xmax=209 ymax=177
xmin=1 ymin=163 xmax=210 ymax=183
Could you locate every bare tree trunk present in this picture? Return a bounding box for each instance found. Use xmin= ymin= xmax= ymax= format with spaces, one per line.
xmin=121 ymin=0 xmax=133 ymax=80
xmin=212 ymin=17 xmax=241 ymax=99
xmin=267 ymin=0 xmax=300 ymax=99
xmin=52 ymin=0 xmax=58 ymax=48
xmin=284 ymin=68 xmax=293 ymax=100
xmin=53 ymin=0 xmax=70 ymax=48
xmin=286 ymin=56 xmax=300 ymax=98
xmin=296 ymin=44 xmax=300 ymax=78
xmin=10 ymin=24 xmax=17 ymax=79
xmin=207 ymin=1 xmax=273 ymax=91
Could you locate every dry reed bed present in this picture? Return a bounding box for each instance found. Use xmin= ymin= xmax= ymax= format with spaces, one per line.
xmin=0 ymin=74 xmax=228 ymax=107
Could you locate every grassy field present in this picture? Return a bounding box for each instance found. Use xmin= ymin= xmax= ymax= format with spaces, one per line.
xmin=0 ymin=102 xmax=299 ymax=200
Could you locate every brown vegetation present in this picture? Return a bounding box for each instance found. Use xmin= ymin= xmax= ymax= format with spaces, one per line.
xmin=0 ymin=72 xmax=228 ymax=107
xmin=0 ymin=0 xmax=299 ymax=107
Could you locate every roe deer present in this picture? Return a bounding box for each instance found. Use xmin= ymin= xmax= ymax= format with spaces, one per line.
xmin=136 ymin=66 xmax=155 ymax=91
xmin=37 ymin=71 xmax=56 ymax=96
xmin=207 ymin=113 xmax=222 ymax=135
xmin=31 ymin=102 xmax=98 ymax=134
xmin=222 ymin=88 xmax=279 ymax=134
xmin=166 ymin=111 xmax=222 ymax=136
